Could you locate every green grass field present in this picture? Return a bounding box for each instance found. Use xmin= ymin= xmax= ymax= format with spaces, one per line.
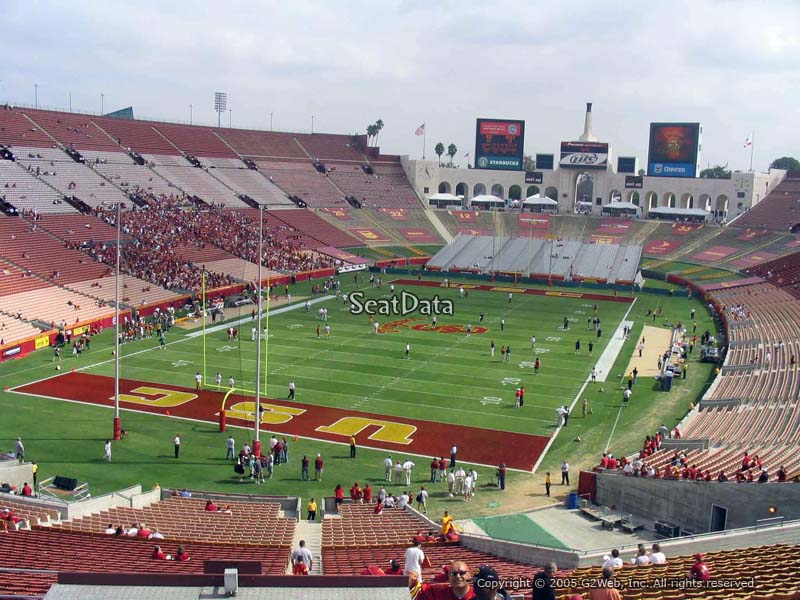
xmin=0 ymin=276 xmax=717 ymax=518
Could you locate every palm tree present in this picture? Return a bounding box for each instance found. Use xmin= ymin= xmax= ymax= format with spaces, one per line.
xmin=366 ymin=124 xmax=378 ymax=146
xmin=375 ymin=119 xmax=384 ymax=145
xmin=447 ymin=143 xmax=457 ymax=167
xmin=434 ymin=142 xmax=445 ymax=166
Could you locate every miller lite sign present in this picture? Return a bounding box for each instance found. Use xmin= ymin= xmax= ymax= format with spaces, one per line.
xmin=559 ymin=141 xmax=609 ymax=170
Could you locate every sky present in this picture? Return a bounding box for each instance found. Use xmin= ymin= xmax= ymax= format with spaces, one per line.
xmin=2 ymin=0 xmax=799 ymax=172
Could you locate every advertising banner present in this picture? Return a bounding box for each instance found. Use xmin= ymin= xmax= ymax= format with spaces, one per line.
xmin=647 ymin=123 xmax=701 ymax=178
xmin=475 ymin=119 xmax=525 ymax=171
xmin=525 ymin=171 xmax=544 ymax=184
xmin=624 ymin=175 xmax=643 ymax=189
xmin=559 ymin=142 xmax=609 ymax=169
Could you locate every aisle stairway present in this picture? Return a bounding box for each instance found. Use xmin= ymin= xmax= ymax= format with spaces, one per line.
xmin=289 ymin=518 xmax=323 ymax=575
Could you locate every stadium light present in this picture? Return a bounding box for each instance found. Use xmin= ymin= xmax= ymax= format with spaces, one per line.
xmin=214 ymin=92 xmax=227 ymax=128
xmin=34 ymin=84 xmax=38 ymax=109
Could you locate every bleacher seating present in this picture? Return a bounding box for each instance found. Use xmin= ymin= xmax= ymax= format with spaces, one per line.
xmin=0 ymin=571 xmax=57 ymax=597
xmin=0 ymin=496 xmax=61 ymax=527
xmin=199 ymin=157 xmax=292 ymax=206
xmin=0 ymin=528 xmax=290 ymax=575
xmin=323 ymin=545 xmax=535 ymax=581
xmin=66 ymin=275 xmax=182 ymax=308
xmin=0 ymin=109 xmax=56 ymax=147
xmin=80 ymin=150 xmax=180 ymax=199
xmin=152 ymin=123 xmax=237 ymax=159
xmin=143 ymin=155 xmax=244 ymax=206
xmin=746 ymin=251 xmax=800 ymax=299
xmin=0 ymin=216 xmax=110 ymax=284
xmin=22 ymin=110 xmax=119 ymax=152
xmin=0 ymin=286 xmax=113 ymax=326
xmin=35 ymin=213 xmax=122 ymax=246
xmin=296 ymin=134 xmax=365 ymax=163
xmin=0 ymin=258 xmax=51 ymax=297
xmin=619 ymin=282 xmax=800 ymax=481
xmin=266 ymin=209 xmax=359 ymax=248
xmin=256 ymin=160 xmax=343 ymax=207
xmin=0 ymin=160 xmax=65 ymax=214
xmin=14 ymin=147 xmax=128 ymax=208
xmin=216 ymin=129 xmax=308 ymax=159
xmin=94 ymin=118 xmax=178 ymax=155
xmin=326 ymin=162 xmax=421 ymax=209
xmin=321 ymin=502 xmax=431 ymax=549
xmin=731 ymin=176 xmax=800 ymax=231
xmin=51 ymin=497 xmax=295 ymax=548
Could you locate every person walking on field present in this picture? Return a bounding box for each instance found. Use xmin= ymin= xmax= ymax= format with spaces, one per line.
xmin=174 ymin=434 xmax=181 ymax=459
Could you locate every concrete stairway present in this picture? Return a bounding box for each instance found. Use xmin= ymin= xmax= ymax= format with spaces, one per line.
xmin=288 ymin=518 xmax=323 ymax=575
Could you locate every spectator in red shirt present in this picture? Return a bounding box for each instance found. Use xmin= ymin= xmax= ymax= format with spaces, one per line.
xmin=334 ymin=484 xmax=344 ymax=511
xmin=417 ymin=560 xmax=475 ymax=600
xmin=314 ymin=454 xmax=324 ymax=481
xmin=690 ymin=554 xmax=711 ymax=580
xmin=21 ymin=482 xmax=32 ymax=497
xmin=364 ymin=483 xmax=372 ymax=503
xmin=175 ymin=546 xmax=190 ymax=561
xmin=137 ymin=523 xmax=151 ymax=538
xmin=350 ymin=481 xmax=363 ymax=503
xmin=151 ymin=545 xmax=169 ymax=560
xmin=600 ymin=454 xmax=609 ymax=469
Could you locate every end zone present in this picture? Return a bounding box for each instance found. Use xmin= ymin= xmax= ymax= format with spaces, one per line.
xmin=11 ymin=372 xmax=549 ymax=472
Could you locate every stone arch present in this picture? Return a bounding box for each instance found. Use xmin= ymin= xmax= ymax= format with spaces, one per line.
xmin=526 ymin=185 xmax=541 ymax=198
xmin=491 ymin=183 xmax=504 ymax=198
xmin=473 ymin=183 xmax=486 ymax=197
xmin=628 ymin=191 xmax=641 ymax=206
xmin=455 ymin=182 xmax=469 ymax=199
xmin=508 ymin=185 xmax=522 ymax=200
xmin=438 ymin=181 xmax=451 ymax=194
xmin=716 ymin=194 xmax=729 ymax=218
xmin=699 ymin=193 xmax=712 ymax=212
xmin=576 ymin=172 xmax=594 ymax=206
xmin=680 ymin=193 xmax=694 ymax=209
xmin=664 ymin=192 xmax=677 ymax=208
xmin=545 ymin=186 xmax=558 ymax=200
xmin=608 ymin=189 xmax=622 ymax=203
xmin=646 ymin=192 xmax=658 ymax=209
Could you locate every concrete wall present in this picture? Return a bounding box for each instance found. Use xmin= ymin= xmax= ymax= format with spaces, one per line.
xmin=0 ymin=461 xmax=33 ymax=492
xmin=595 ymin=472 xmax=800 ymax=532
xmin=461 ymin=533 xmax=579 ymax=570
xmin=63 ymin=484 xmax=142 ymax=520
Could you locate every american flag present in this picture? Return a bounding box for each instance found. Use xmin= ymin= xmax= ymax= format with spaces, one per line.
xmin=744 ymin=137 xmax=752 ymax=148
xmin=415 ymin=123 xmax=425 ymax=136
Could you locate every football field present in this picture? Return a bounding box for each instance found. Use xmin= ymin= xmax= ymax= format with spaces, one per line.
xmin=1 ymin=275 xmax=714 ymax=515
xmin=11 ymin=280 xmax=633 ymax=475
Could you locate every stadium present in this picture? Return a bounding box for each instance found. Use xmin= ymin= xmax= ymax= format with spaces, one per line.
xmin=2 ymin=6 xmax=800 ymax=599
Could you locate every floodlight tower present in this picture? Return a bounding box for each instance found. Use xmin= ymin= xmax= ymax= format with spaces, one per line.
xmin=214 ymin=92 xmax=227 ymax=128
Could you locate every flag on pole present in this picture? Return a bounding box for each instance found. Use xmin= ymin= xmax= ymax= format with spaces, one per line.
xmin=415 ymin=123 xmax=425 ymax=136
xmin=744 ymin=137 xmax=752 ymax=148
xmin=464 ymin=152 xmax=470 ymax=158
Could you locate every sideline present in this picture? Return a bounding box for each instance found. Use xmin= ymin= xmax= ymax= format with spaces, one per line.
xmin=531 ymin=298 xmax=637 ymax=473
xmin=185 ymin=295 xmax=335 ymax=338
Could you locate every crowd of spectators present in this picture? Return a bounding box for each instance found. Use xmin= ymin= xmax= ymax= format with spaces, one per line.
xmin=600 ymin=429 xmax=794 ymax=483
xmin=87 ymin=194 xmax=332 ymax=292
